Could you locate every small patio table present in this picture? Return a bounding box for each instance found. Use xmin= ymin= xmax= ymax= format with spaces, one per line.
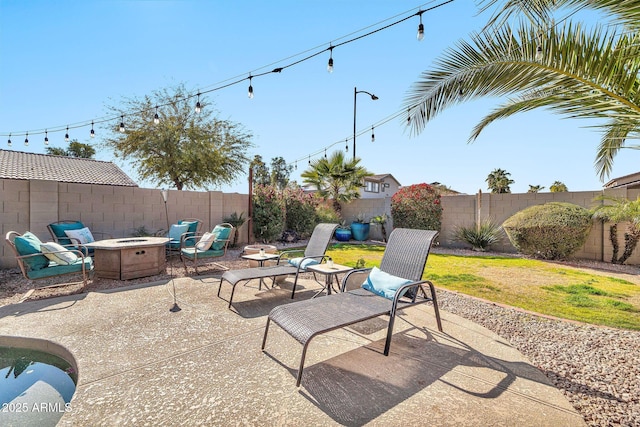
xmin=241 ymin=252 xmax=280 ymax=289
xmin=306 ymin=262 xmax=353 ymax=297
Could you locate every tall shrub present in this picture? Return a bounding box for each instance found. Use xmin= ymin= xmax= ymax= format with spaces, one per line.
xmin=391 ymin=183 xmax=442 ymax=231
xmin=283 ymin=187 xmax=318 ymax=238
xmin=252 ymin=185 xmax=285 ymax=243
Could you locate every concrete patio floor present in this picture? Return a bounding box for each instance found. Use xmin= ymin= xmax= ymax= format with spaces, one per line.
xmin=0 ymin=274 xmax=585 ymax=426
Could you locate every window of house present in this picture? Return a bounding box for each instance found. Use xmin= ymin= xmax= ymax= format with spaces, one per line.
xmin=364 ymin=181 xmax=379 ymax=193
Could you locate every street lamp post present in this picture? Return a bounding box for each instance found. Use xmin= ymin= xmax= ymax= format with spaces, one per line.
xmin=353 ymin=86 xmax=379 ymax=160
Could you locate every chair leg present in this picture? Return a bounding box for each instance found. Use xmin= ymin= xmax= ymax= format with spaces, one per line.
xmin=296 ymin=341 xmax=311 ymax=387
xmin=217 ymin=278 xmax=224 ymax=298
xmin=227 ymin=282 xmax=238 ymax=309
xmin=291 ymin=270 xmax=301 ymax=299
xmin=428 ymin=281 xmax=443 ymax=332
xmin=261 ymin=318 xmax=271 ymax=350
xmin=383 ymin=312 xmax=397 ymax=356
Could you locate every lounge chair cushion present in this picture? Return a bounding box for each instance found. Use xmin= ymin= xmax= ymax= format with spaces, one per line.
xmin=288 ymin=257 xmax=320 ymax=270
xmin=211 ymin=225 xmax=232 ymax=250
xmin=362 ymin=267 xmax=411 ymax=300
xmin=169 ymin=223 xmax=189 ymax=241
xmin=196 ymin=232 xmax=216 ymax=251
xmin=179 ymin=220 xmax=199 ymax=234
xmin=49 ymin=221 xmax=84 ymax=245
xmin=180 ymin=247 xmax=226 ymax=260
xmin=14 ymin=232 xmax=49 ymax=271
xmin=26 ymin=257 xmax=93 ymax=280
xmin=40 ymin=242 xmax=78 ymax=265
xmin=64 ymin=227 xmax=95 ymax=244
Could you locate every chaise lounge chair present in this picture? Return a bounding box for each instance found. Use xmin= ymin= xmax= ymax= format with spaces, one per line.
xmin=261 ymin=227 xmax=442 ymax=386
xmin=217 ymin=223 xmax=338 ymax=308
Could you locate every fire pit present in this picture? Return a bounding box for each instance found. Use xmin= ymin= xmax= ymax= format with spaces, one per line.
xmin=84 ymin=237 xmax=170 ymax=280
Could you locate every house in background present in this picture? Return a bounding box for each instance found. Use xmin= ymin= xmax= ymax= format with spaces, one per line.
xmin=361 ymin=174 xmax=401 ymax=199
xmin=603 ymin=171 xmax=640 ymax=190
xmin=0 ymin=149 xmax=138 ymax=187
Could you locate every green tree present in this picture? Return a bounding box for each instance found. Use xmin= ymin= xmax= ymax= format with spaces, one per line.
xmin=104 ymin=83 xmax=253 ymax=190
xmin=528 ymin=185 xmax=545 ymax=193
xmin=270 ymin=156 xmax=293 ymax=190
xmin=486 ymin=168 xmax=514 ymax=193
xmin=592 ymin=195 xmax=640 ymax=264
xmin=550 ymin=181 xmax=568 ymax=192
xmin=45 ymin=140 xmax=95 ymax=158
xmin=404 ymin=0 xmax=640 ymax=181
xmin=300 ymin=151 xmax=373 ymax=215
xmin=250 ymin=155 xmax=270 ymax=186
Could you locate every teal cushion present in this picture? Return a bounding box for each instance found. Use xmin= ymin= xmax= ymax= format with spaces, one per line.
xmin=178 ymin=220 xmax=199 ymax=234
xmin=180 ymin=247 xmax=226 ymax=260
xmin=49 ymin=222 xmax=84 ymax=246
xmin=14 ymin=232 xmax=49 ymax=271
xmin=26 ymin=257 xmax=93 ymax=280
xmin=288 ymin=257 xmax=320 ymax=270
xmin=361 ymin=267 xmax=412 ymax=300
xmin=169 ymin=223 xmax=189 ymax=241
xmin=211 ymin=225 xmax=232 ymax=250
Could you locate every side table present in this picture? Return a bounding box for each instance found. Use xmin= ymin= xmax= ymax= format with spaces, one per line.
xmin=306 ymin=262 xmax=353 ymax=297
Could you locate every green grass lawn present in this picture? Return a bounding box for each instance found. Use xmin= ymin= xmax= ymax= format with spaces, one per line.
xmin=324 ymin=243 xmax=640 ymax=330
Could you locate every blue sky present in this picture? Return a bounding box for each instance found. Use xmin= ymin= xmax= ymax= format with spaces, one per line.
xmin=2 ymin=0 xmax=638 ymax=195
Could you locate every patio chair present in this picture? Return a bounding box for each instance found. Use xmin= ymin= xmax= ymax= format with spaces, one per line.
xmin=217 ymin=223 xmax=338 ymax=308
xmin=47 ymin=220 xmax=112 ymax=255
xmin=165 ymin=218 xmax=202 ymax=253
xmin=6 ymin=231 xmax=93 ymax=289
xmin=180 ymin=223 xmax=233 ymax=275
xmin=261 ymin=227 xmax=442 ymax=386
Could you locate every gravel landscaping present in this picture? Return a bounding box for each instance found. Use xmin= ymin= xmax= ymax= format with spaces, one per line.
xmin=1 ymin=244 xmax=639 ymax=426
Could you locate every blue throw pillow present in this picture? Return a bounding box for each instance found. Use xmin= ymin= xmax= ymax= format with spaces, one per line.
xmin=14 ymin=232 xmax=49 ymax=270
xmin=288 ymin=257 xmax=320 ymax=270
xmin=362 ymin=267 xmax=412 ymax=300
xmin=169 ymin=223 xmax=189 ymax=241
xmin=211 ymin=225 xmax=232 ymax=250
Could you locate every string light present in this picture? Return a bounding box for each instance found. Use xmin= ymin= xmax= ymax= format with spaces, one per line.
xmin=324 ymin=148 xmax=327 ymax=158
xmin=248 ymin=76 xmax=254 ymax=99
xmin=417 ymin=10 xmax=425 ymax=41
xmin=7 ymin=133 xmax=11 ymax=147
xmin=327 ymin=45 xmax=334 ymax=73
xmin=308 ymin=155 xmax=311 ymax=165
xmin=65 ymin=126 xmax=70 ymax=142
xmin=195 ymin=92 xmax=202 ymax=113
xmin=44 ymin=130 xmax=49 ymax=145
xmin=535 ymin=31 xmax=544 ymax=61
xmin=345 ymin=139 xmax=349 ymax=152
xmin=24 ymin=132 xmax=29 ymax=146
xmin=371 ymin=126 xmax=375 ymax=142
xmin=153 ymin=106 xmax=160 ymax=124
xmin=119 ymin=115 xmax=125 ymax=133
xmin=90 ymin=121 xmax=95 ymax=138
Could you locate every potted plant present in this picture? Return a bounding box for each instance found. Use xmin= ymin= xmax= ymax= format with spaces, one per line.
xmin=370 ymin=213 xmax=388 ymax=242
xmin=334 ymin=221 xmax=352 ymax=242
xmin=350 ymin=213 xmax=370 ymax=241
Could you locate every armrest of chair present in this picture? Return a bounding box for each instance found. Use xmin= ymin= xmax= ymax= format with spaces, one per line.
xmin=393 ymin=280 xmax=435 ymax=305
xmin=341 ymin=268 xmax=372 ymax=292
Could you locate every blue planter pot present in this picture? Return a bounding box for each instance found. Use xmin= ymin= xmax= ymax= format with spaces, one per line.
xmin=334 ymin=228 xmax=351 ymax=242
xmin=350 ymin=222 xmax=370 ymax=241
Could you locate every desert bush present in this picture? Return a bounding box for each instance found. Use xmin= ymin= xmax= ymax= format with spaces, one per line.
xmin=453 ymin=218 xmax=503 ymax=251
xmin=283 ymin=187 xmax=318 ymax=238
xmin=315 ymin=202 xmax=341 ymax=224
xmin=502 ymin=202 xmax=593 ymax=260
xmin=252 ymin=185 xmax=285 ymax=243
xmin=391 ymin=183 xmax=442 ymax=231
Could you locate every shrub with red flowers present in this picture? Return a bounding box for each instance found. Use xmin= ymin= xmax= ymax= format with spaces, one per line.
xmin=252 ymin=185 xmax=285 ymax=242
xmin=391 ymin=183 xmax=442 ymax=231
xmin=283 ymin=187 xmax=319 ymax=239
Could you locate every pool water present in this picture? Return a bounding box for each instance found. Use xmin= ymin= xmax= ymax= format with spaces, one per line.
xmin=0 ymin=346 xmax=77 ymax=426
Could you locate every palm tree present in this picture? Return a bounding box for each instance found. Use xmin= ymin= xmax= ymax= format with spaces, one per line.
xmin=486 ymin=168 xmax=514 ymax=193
xmin=550 ymin=181 xmax=568 ymax=192
xmin=592 ymin=195 xmax=640 ymax=264
xmin=301 ymin=151 xmax=372 ymax=215
xmin=404 ymin=0 xmax=640 ymax=181
xmin=528 ymin=185 xmax=545 ymax=193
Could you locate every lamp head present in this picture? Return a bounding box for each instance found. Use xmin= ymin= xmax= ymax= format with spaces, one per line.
xmin=161 ymin=189 xmax=168 ymax=202
xmin=371 ymin=94 xmax=379 ymax=100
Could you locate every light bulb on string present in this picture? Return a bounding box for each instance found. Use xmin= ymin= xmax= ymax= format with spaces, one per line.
xmin=195 ymin=92 xmax=202 ymax=113
xmin=248 ymin=76 xmax=254 ymax=99
xmin=7 ymin=133 xmax=11 ymax=147
xmin=308 ymin=156 xmax=311 ymax=165
xmin=119 ymin=116 xmax=125 ymax=133
xmin=324 ymin=148 xmax=327 ymax=158
xmin=417 ymin=11 xmax=424 ymax=41
xmin=371 ymin=126 xmax=375 ymax=143
xmin=153 ymin=106 xmax=160 ymax=124
xmin=65 ymin=126 xmax=70 ymax=142
xmin=44 ymin=130 xmax=49 ymax=145
xmin=90 ymin=121 xmax=95 ymax=138
xmin=535 ymin=45 xmax=543 ymax=61
xmin=24 ymin=132 xmax=29 ymax=146
xmin=327 ymin=46 xmax=334 ymax=73
xmin=345 ymin=139 xmax=349 ymax=153
xmin=294 ymin=162 xmax=297 ymax=170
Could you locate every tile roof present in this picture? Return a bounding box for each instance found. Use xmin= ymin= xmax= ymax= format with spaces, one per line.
xmin=0 ymin=149 xmax=138 ymax=187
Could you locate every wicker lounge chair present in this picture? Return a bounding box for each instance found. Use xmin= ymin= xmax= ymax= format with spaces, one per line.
xmin=218 ymin=223 xmax=338 ymax=308
xmin=261 ymin=228 xmax=442 ymax=386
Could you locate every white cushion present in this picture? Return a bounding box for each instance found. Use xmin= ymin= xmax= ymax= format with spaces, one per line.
xmin=40 ymin=241 xmax=79 ymax=265
xmin=196 ymin=232 xmax=216 ymax=251
xmin=64 ymin=227 xmax=95 ymax=244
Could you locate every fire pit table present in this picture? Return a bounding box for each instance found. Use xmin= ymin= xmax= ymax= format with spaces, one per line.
xmin=84 ymin=237 xmax=170 ymax=280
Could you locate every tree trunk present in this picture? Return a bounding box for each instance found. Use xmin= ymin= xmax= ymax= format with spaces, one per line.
xmin=610 ymin=224 xmax=619 ymax=263
xmin=618 ymin=225 xmax=640 ymax=264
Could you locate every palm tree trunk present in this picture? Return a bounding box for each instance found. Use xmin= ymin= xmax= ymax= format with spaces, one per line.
xmin=618 ymin=225 xmax=640 ymax=264
xmin=610 ymin=224 xmax=619 ymax=263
